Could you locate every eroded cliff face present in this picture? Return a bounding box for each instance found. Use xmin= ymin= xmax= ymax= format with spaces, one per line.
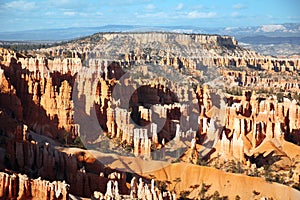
xmin=0 ymin=48 xmax=79 ymax=141
xmin=0 ymin=32 xmax=300 ymax=199
xmin=0 ymin=109 xmax=130 ymax=198
xmin=0 ymin=172 xmax=68 ymax=200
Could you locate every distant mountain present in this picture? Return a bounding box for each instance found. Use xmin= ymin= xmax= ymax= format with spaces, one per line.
xmin=0 ymin=25 xmax=138 ymax=41
xmin=0 ymin=23 xmax=299 ymax=43
xmin=238 ymin=35 xmax=300 ymax=45
xmin=223 ymin=23 xmax=300 ymax=37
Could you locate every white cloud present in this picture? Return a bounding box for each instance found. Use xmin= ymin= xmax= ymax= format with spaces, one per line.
xmin=79 ymin=13 xmax=88 ymax=17
xmin=231 ymin=12 xmax=240 ymax=17
xmin=135 ymin=10 xmax=217 ymax=20
xmin=2 ymin=1 xmax=36 ymax=11
xmin=194 ymin=5 xmax=205 ymax=9
xmin=45 ymin=12 xmax=55 ymax=16
xmin=259 ymin=24 xmax=287 ymax=32
xmin=63 ymin=11 xmax=76 ymax=16
xmin=135 ymin=12 xmax=166 ymax=19
xmin=47 ymin=0 xmax=85 ymax=9
xmin=107 ymin=0 xmax=151 ymax=6
xmin=48 ymin=0 xmax=73 ymax=5
xmin=175 ymin=3 xmax=183 ymax=10
xmin=232 ymin=3 xmax=247 ymax=9
xmin=225 ymin=27 xmax=238 ymax=31
xmin=145 ymin=4 xmax=155 ymax=10
xmin=186 ymin=11 xmax=217 ymax=19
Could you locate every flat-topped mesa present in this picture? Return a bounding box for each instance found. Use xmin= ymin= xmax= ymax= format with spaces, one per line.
xmin=34 ymin=32 xmax=300 ymax=74
xmin=101 ymin=32 xmax=238 ymax=47
xmin=37 ymin=32 xmax=243 ymax=62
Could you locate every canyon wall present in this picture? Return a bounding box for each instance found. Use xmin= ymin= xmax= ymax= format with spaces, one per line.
xmin=0 ymin=32 xmax=300 ymax=199
xmin=1 ymin=42 xmax=300 ymax=164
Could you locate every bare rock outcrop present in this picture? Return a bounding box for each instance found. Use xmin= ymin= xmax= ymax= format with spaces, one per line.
xmin=0 ymin=172 xmax=69 ymax=200
xmin=0 ymin=31 xmax=300 ymax=199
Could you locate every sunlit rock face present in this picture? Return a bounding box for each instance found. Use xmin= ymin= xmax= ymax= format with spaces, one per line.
xmin=0 ymin=172 xmax=69 ymax=200
xmin=0 ymin=32 xmax=300 ymax=199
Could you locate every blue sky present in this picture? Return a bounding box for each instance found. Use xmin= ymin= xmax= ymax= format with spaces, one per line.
xmin=0 ymin=0 xmax=299 ymax=31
